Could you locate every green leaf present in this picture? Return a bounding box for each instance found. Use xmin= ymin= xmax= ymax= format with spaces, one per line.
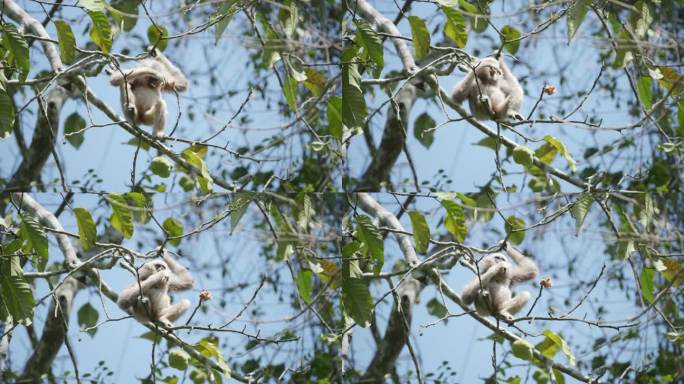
xmin=212 ymin=1 xmax=235 ymax=43
xmin=327 ymin=96 xmax=343 ymax=141
xmin=2 ymin=23 xmax=30 ymax=82
xmin=73 ymin=208 xmax=97 ymax=251
xmin=441 ymin=199 xmax=467 ymax=242
xmin=355 ymin=215 xmax=384 ymax=275
xmin=282 ymin=76 xmax=298 ymax=112
xmin=512 ymin=146 xmax=534 ymax=167
xmin=189 ymin=369 xmax=207 ymax=384
xmin=20 ymin=215 xmax=48 ymax=271
xmin=341 ymin=48 xmax=367 ymax=131
xmin=64 ymin=113 xmax=86 ymax=149
xmin=639 ymin=268 xmax=655 ymax=303
xmin=408 ymin=211 xmax=430 ymax=254
xmin=341 ymin=277 xmax=372 ymax=327
xmin=413 ymin=112 xmax=435 ymax=148
xmin=181 ymin=148 xmax=213 ymax=193
xmin=504 ymin=216 xmax=525 ymax=244
xmin=303 ymin=67 xmax=327 ymax=96
xmin=354 ymin=19 xmax=384 ymax=69
xmin=511 ymin=339 xmax=534 ymax=361
xmin=0 ymin=254 xmax=35 ymax=325
xmin=88 ymin=10 xmax=112 ymax=53
xmin=460 ymin=0 xmax=489 ymax=32
xmin=54 ymin=21 xmax=77 ymax=64
xmin=150 ymin=156 xmax=173 ymax=178
xmin=108 ymin=193 xmax=134 ymax=239
xmin=569 ymin=192 xmax=593 ymax=234
xmin=163 ymin=217 xmax=184 ymax=247
xmin=637 ymin=75 xmax=653 ymax=110
xmin=124 ymin=192 xmax=151 ymax=224
xmin=501 ymin=25 xmax=521 ymax=54
xmin=442 ymin=6 xmax=468 ymax=48
xmin=147 ymin=25 xmax=169 ymax=52
xmin=567 ymin=0 xmax=589 ymax=42
xmin=0 ymin=89 xmax=16 ymax=138
xmin=179 ymin=175 xmax=195 ymax=191
xmin=408 ymin=16 xmax=430 ymax=60
xmin=677 ymin=100 xmax=684 ymax=137
xmin=229 ymin=194 xmax=252 ymax=234
xmin=77 ymin=303 xmax=99 ymax=336
xmin=541 ymin=330 xmax=576 ymax=366
xmin=426 ymin=298 xmax=448 ymax=320
xmin=543 ymin=135 xmax=576 ymax=171
xmin=169 ymin=349 xmax=190 ymax=370
xmin=79 ymin=0 xmax=106 ymax=11
xmin=110 ymin=0 xmax=139 ymax=32
xmin=296 ymin=269 xmax=313 ymax=304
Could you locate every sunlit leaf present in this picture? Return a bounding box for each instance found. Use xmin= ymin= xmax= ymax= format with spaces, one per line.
xmin=501 ymin=25 xmax=521 ymax=54
xmin=74 ymin=208 xmax=96 ymax=251
xmin=327 ymin=96 xmax=343 ymax=141
xmin=408 ymin=16 xmax=430 ymax=60
xmin=20 ymin=215 xmax=48 ymax=271
xmin=504 ymin=216 xmax=525 ymax=244
xmin=354 ymin=19 xmax=384 ymax=69
xmin=108 ymin=193 xmax=134 ymax=239
xmin=0 ymin=89 xmax=16 ymax=138
xmin=296 ymin=269 xmax=313 ymax=304
xmin=88 ymin=10 xmax=112 ymax=53
xmin=54 ymin=21 xmax=77 ymax=64
xmin=147 ymin=25 xmax=169 ymax=52
xmin=150 ymin=156 xmax=173 ymax=178
xmin=2 ymin=23 xmax=30 ymax=82
xmin=163 ymin=217 xmax=183 ymax=247
xmin=408 ymin=211 xmax=430 ymax=254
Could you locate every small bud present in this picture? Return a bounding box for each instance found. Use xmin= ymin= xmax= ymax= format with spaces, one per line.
xmin=543 ymin=85 xmax=556 ymax=95
xmin=199 ymin=290 xmax=212 ymax=301
xmin=540 ymin=277 xmax=553 ymax=288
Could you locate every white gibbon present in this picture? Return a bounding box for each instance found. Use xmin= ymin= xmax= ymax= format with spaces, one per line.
xmin=451 ymin=55 xmax=524 ymax=122
xmin=117 ymin=251 xmax=194 ymax=328
xmin=110 ymin=50 xmax=189 ymax=137
xmin=461 ymin=243 xmax=538 ymax=321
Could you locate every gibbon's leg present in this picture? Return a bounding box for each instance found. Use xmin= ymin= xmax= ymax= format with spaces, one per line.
xmin=499 ymin=291 xmax=530 ymax=319
xmin=507 ymin=244 xmax=539 ymax=284
xmin=163 ymin=252 xmax=194 ymax=290
xmin=148 ymin=100 xmax=167 ymax=137
xmin=497 ymin=57 xmax=524 ymax=120
xmin=158 ymin=299 xmax=190 ymax=325
xmin=155 ymin=53 xmax=189 ymax=92
xmin=492 ymin=95 xmax=512 ymax=121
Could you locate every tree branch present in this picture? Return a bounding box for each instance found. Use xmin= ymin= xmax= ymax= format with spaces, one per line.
xmin=1 ymin=0 xmax=63 ymax=72
xmin=356 ymin=193 xmax=595 ymax=383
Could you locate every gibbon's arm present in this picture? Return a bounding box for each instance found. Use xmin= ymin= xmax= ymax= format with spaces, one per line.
xmin=117 ymin=271 xmax=165 ymax=309
xmin=155 ymin=53 xmax=189 ymax=92
xmin=506 ymin=244 xmax=538 ymax=284
xmin=110 ymin=67 xmax=164 ymax=86
xmin=451 ymin=71 xmax=476 ymax=104
xmin=461 ymin=264 xmax=505 ymax=304
xmin=163 ymin=252 xmax=194 ymax=291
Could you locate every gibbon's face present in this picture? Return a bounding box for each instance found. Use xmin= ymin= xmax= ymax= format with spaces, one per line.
xmin=138 ymin=260 xmax=168 ymax=280
xmin=476 ymin=64 xmax=501 ymax=83
xmin=479 ymin=253 xmax=510 ymax=272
